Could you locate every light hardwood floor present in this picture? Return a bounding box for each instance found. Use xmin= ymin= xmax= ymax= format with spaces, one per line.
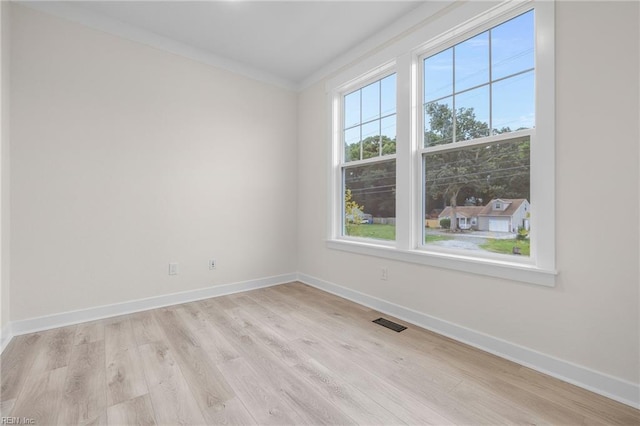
xmin=1 ymin=282 xmax=639 ymax=425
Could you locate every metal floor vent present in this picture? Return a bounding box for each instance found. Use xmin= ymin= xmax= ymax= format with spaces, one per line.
xmin=373 ymin=318 xmax=407 ymax=332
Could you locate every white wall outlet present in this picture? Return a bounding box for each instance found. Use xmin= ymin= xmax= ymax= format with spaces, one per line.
xmin=208 ymin=259 xmax=216 ymax=270
xmin=169 ymin=263 xmax=178 ymax=275
xmin=381 ymin=267 xmax=388 ymax=281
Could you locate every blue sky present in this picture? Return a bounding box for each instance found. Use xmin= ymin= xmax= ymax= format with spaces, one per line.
xmin=344 ymin=74 xmax=397 ymax=160
xmin=424 ymin=10 xmax=535 ymax=136
xmin=343 ymin=10 xmax=534 ymax=159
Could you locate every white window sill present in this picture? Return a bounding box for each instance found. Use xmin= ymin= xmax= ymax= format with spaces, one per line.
xmin=326 ymin=239 xmax=557 ymax=287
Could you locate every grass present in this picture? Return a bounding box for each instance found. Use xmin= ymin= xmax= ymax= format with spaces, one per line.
xmin=346 ymin=225 xmax=457 ymax=243
xmin=480 ymin=238 xmax=530 ymax=256
xmin=346 ymin=225 xmax=529 ymax=257
xmin=346 ymin=224 xmax=395 ymax=240
xmin=425 ymin=234 xmax=454 ymax=243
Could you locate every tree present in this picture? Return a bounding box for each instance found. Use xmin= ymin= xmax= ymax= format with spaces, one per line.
xmin=345 ymin=135 xmax=396 ymax=218
xmin=344 ymin=188 xmax=364 ymax=236
xmin=424 ymin=102 xmax=530 ymax=231
xmin=347 ymin=135 xmax=396 ymax=162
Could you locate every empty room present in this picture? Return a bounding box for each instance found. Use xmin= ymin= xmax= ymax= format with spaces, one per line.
xmin=0 ymin=0 xmax=638 ymax=424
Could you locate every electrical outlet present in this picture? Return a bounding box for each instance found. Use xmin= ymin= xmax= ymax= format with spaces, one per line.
xmin=381 ymin=267 xmax=388 ymax=281
xmin=208 ymin=259 xmax=216 ymax=270
xmin=169 ymin=263 xmax=178 ymax=275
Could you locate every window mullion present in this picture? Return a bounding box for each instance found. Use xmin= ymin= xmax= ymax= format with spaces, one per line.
xmin=452 ymin=45 xmax=456 ymax=143
xmin=489 ymin=28 xmax=493 ymax=134
xmin=359 ymin=91 xmax=363 ymax=161
xmin=395 ymin=52 xmax=413 ymax=250
xmin=379 ymin=81 xmax=383 ymax=157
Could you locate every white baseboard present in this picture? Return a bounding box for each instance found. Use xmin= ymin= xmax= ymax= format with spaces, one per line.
xmin=3 ymin=270 xmax=638 ymax=409
xmin=297 ymin=272 xmax=640 ymax=409
xmin=0 ymin=322 xmax=12 ymax=353
xmin=9 ymin=273 xmax=297 ymax=338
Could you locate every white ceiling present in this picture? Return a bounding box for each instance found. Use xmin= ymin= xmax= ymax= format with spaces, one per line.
xmin=32 ymin=1 xmax=427 ymax=88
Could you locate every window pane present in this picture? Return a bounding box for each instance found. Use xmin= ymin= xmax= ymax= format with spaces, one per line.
xmin=492 ymin=70 xmax=534 ymax=133
xmin=424 ymin=48 xmax=453 ymax=102
xmin=344 ymin=127 xmax=360 ymax=162
xmin=424 ymin=139 xmax=530 ymax=256
xmin=344 ymin=160 xmax=396 ymax=241
xmin=455 ymin=31 xmax=490 ymax=92
xmin=381 ymin=74 xmax=396 ymax=117
xmin=381 ymin=115 xmax=396 ymax=155
xmin=361 ymin=81 xmax=380 ymax=123
xmin=424 ymin=97 xmax=454 ymax=147
xmin=492 ymin=11 xmax=534 ymax=80
xmin=455 ymin=85 xmax=490 ymax=141
xmin=344 ymin=91 xmax=360 ymax=129
xmin=362 ymin=120 xmax=380 ymax=160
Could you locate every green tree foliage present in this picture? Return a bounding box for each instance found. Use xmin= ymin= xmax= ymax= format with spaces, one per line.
xmin=424 ymin=102 xmax=530 ymax=230
xmin=344 ymin=103 xmax=529 ymax=224
xmin=424 ymin=103 xmax=491 ymax=146
xmin=345 ymin=136 xmax=396 ymax=218
xmin=347 ymin=135 xmax=396 ymax=161
xmin=516 ymin=226 xmax=529 ymax=242
xmin=439 ymin=218 xmax=451 ymax=229
xmin=424 ymin=103 xmax=453 ymax=146
xmin=345 ymin=160 xmax=396 ymax=218
xmin=344 ymin=188 xmax=364 ymax=236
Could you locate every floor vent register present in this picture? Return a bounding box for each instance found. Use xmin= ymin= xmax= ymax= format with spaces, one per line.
xmin=372 ymin=317 xmax=407 ymax=332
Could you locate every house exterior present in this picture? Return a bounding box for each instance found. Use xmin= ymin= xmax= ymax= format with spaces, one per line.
xmin=438 ymin=206 xmax=484 ymax=230
xmin=439 ymin=199 xmax=530 ymax=232
xmin=477 ymin=199 xmax=530 ymax=232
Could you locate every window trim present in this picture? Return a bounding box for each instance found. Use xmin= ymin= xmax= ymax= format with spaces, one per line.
xmin=330 ymin=62 xmax=398 ymax=242
xmin=327 ymin=0 xmax=556 ymax=287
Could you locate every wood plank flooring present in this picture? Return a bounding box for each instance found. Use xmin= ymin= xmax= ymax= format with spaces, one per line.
xmin=1 ymin=282 xmax=638 ymax=425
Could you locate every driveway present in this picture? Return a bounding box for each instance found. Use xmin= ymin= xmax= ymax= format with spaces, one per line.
xmin=425 ymin=228 xmax=516 ymax=251
xmin=429 ymin=235 xmax=488 ymax=251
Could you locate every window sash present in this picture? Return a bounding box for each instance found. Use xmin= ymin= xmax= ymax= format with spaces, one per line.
xmin=420 ymin=9 xmax=535 ymax=147
xmin=420 ymin=133 xmax=532 ymax=262
xmin=340 ymin=158 xmax=397 ymax=242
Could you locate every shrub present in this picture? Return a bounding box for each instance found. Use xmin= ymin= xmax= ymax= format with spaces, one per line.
xmin=439 ymin=218 xmax=451 ymax=229
xmin=516 ymin=227 xmax=529 ymax=241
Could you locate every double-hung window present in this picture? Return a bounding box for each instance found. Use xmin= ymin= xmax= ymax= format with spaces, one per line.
xmin=341 ymin=73 xmax=397 ymax=242
xmin=329 ymin=1 xmax=555 ymax=286
xmin=421 ymin=10 xmax=534 ymax=255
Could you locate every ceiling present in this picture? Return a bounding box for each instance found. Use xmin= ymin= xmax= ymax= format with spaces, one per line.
xmin=32 ymin=1 xmax=427 ymax=88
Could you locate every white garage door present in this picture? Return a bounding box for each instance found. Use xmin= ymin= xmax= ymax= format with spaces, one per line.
xmin=489 ymin=218 xmax=510 ymax=232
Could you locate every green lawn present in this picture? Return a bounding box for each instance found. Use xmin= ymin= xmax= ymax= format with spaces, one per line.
xmin=346 ymin=226 xmax=528 ymax=256
xmin=345 ymin=225 xmax=459 ymax=243
xmin=480 ymin=238 xmax=530 ymax=256
xmin=425 ymin=234 xmax=453 ymax=243
xmin=346 ymin=224 xmax=395 ymax=240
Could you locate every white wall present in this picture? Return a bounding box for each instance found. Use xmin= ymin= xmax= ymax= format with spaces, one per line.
xmin=0 ymin=1 xmax=10 ymax=333
xmin=5 ymin=0 xmax=639 ymax=404
xmin=10 ymin=5 xmax=298 ymax=321
xmin=297 ymin=0 xmax=639 ymax=387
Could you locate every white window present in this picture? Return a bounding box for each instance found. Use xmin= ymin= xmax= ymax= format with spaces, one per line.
xmin=328 ymin=1 xmax=555 ymax=286
xmin=422 ymin=10 xmax=534 ymax=256
xmin=341 ymin=73 xmax=397 ymax=242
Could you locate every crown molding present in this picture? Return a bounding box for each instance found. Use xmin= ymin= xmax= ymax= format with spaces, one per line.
xmin=298 ymin=0 xmax=458 ymax=91
xmin=16 ymin=0 xmax=298 ymax=91
xmin=16 ymin=0 xmax=462 ymax=93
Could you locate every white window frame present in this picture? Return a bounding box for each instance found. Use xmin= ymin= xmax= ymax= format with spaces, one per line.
xmin=327 ymin=0 xmax=555 ymax=287
xmin=330 ymin=62 xmax=398 ymax=246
